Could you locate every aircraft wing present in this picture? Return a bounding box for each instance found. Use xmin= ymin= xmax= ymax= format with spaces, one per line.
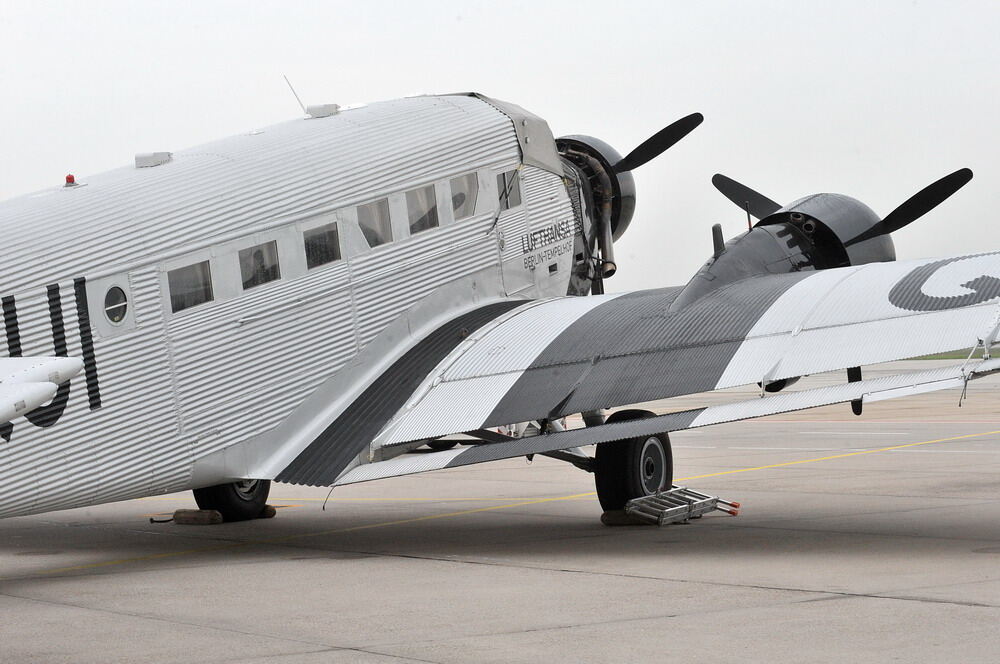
xmin=334 ymin=356 xmax=1000 ymax=486
xmin=0 ymin=357 xmax=83 ymax=423
xmin=276 ymin=250 xmax=1000 ymax=486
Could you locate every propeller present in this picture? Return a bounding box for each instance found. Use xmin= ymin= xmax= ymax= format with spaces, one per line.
xmin=711 ymin=168 xmax=974 ymax=245
xmin=559 ymin=112 xmax=703 ymax=296
xmin=711 ymin=174 xmax=782 ymax=219
xmin=613 ymin=113 xmax=704 ymax=173
xmin=845 ymin=168 xmax=973 ymax=245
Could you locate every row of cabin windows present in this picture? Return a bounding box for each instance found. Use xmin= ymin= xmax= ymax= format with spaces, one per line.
xmin=165 ymin=169 xmax=519 ymax=314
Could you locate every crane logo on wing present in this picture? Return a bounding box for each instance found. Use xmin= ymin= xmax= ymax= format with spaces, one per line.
xmin=889 ymin=252 xmax=1000 ymax=312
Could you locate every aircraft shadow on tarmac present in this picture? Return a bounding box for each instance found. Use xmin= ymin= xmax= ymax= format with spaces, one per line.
xmin=2 ymin=505 xmax=997 ymax=584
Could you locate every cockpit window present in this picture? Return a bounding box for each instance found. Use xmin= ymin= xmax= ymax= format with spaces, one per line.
xmin=496 ymin=169 xmax=522 ymax=211
xmin=168 ymin=261 xmax=214 ymax=313
xmin=358 ymin=198 xmax=392 ymax=248
xmin=450 ymin=173 xmax=478 ymax=220
xmin=239 ymin=241 xmax=281 ymax=290
xmin=407 ymin=185 xmax=439 ymax=234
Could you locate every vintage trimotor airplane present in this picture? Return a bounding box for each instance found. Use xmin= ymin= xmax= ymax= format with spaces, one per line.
xmin=2 ymin=92 xmax=999 ymax=522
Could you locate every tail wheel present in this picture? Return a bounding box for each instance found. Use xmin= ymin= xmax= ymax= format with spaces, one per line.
xmin=594 ymin=409 xmax=673 ymax=511
xmin=193 ymin=479 xmax=271 ymax=522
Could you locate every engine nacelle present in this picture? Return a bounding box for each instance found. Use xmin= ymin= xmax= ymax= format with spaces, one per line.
xmin=671 ymin=194 xmax=897 ymax=310
xmin=756 ymin=193 xmax=896 ymax=269
xmin=556 ymin=135 xmax=637 ymax=242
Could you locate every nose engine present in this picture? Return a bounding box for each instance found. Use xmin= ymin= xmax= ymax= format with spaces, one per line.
xmin=554 ymin=113 xmax=703 ymax=295
xmin=557 ymin=135 xmax=636 ymax=282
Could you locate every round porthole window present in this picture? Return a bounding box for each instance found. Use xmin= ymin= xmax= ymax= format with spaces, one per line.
xmin=104 ymin=286 xmax=128 ymax=324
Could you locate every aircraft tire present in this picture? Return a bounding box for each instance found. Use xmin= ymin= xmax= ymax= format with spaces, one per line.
xmin=594 ymin=409 xmax=673 ymax=511
xmin=427 ymin=440 xmax=458 ymax=451
xmin=193 ymin=479 xmax=271 ymax=522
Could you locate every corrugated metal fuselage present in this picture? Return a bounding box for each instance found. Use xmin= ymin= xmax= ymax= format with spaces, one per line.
xmin=0 ymin=94 xmax=579 ymax=518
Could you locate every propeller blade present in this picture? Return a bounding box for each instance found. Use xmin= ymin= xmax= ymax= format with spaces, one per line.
xmin=846 ymin=168 xmax=974 ymax=246
xmin=880 ymin=167 xmax=973 ymax=234
xmin=711 ymin=174 xmax=782 ymax=219
xmin=613 ymin=113 xmax=703 ymax=173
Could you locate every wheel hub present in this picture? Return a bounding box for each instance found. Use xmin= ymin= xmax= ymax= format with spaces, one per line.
xmin=639 ymin=437 xmax=666 ymax=494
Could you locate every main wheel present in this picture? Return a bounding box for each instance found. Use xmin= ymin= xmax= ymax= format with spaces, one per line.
xmin=594 ymin=409 xmax=673 ymax=511
xmin=427 ymin=440 xmax=458 ymax=451
xmin=193 ymin=479 xmax=271 ymax=522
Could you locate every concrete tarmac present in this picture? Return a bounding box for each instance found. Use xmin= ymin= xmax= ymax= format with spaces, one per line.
xmin=1 ymin=361 xmax=999 ymax=663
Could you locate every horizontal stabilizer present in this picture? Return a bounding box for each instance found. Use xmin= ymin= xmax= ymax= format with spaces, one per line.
xmin=0 ymin=356 xmax=83 ymax=424
xmin=332 ymin=358 xmax=1000 ymax=487
xmin=0 ymin=383 xmax=59 ymax=423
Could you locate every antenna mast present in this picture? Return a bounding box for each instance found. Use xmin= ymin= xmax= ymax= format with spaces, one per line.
xmin=283 ymin=75 xmax=307 ymax=114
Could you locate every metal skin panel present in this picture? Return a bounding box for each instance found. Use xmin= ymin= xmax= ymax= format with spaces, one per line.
xmin=371 ymin=294 xmax=626 ymax=448
xmin=0 ymin=95 xmax=517 ymax=294
xmin=471 ymin=94 xmax=564 ymax=176
xmin=275 ymin=301 xmax=523 ymax=487
xmin=332 ymin=357 xmax=1000 ymax=486
xmin=715 ymin=251 xmax=1000 ymax=388
xmin=0 ymin=93 xmax=580 ymax=519
xmin=359 ymin=251 xmax=1000 ymax=452
xmin=0 ymin=273 xmax=182 ymax=518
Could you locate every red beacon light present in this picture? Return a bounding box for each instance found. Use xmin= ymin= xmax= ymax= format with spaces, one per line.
xmin=64 ymin=174 xmax=76 ymax=187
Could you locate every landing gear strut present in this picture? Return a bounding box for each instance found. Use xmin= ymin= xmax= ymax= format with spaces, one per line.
xmin=593 ymin=409 xmax=673 ymax=511
xmin=193 ymin=479 xmax=271 ymax=522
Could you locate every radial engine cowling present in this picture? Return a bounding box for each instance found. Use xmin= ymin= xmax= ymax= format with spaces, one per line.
xmin=556 ymin=135 xmax=637 ymax=244
xmin=756 ymin=194 xmax=896 ymax=269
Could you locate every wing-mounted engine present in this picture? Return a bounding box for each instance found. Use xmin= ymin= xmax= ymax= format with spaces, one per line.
xmin=756 ymin=193 xmax=895 ymax=268
xmin=556 ymin=114 xmax=703 ymax=296
xmin=673 ymin=168 xmax=974 ymax=311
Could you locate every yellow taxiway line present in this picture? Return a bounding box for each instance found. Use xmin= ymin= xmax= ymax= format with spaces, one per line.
xmin=3 ymin=428 xmax=999 ymax=581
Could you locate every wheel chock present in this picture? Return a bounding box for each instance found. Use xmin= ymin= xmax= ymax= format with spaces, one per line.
xmin=163 ymin=504 xmax=278 ymax=525
xmin=600 ymin=510 xmax=654 ymax=526
xmin=172 ymin=509 xmax=223 ymax=525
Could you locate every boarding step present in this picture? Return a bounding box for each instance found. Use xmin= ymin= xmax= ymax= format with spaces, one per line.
xmin=623 ymin=486 xmax=740 ymax=526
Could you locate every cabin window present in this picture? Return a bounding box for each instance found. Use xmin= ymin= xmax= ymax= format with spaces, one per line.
xmin=168 ymin=261 xmax=214 ymax=313
xmin=496 ymin=169 xmax=522 ymax=211
xmin=450 ymin=173 xmax=478 ymax=220
xmin=406 ymin=185 xmax=439 ymax=234
xmin=358 ymin=198 xmax=392 ymax=248
xmin=239 ymin=240 xmax=281 ymax=290
xmin=304 ymin=223 xmax=342 ymax=268
xmin=104 ymin=286 xmax=128 ymax=324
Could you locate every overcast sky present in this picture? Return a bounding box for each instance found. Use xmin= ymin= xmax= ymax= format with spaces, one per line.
xmin=1 ymin=1 xmax=997 ymax=291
